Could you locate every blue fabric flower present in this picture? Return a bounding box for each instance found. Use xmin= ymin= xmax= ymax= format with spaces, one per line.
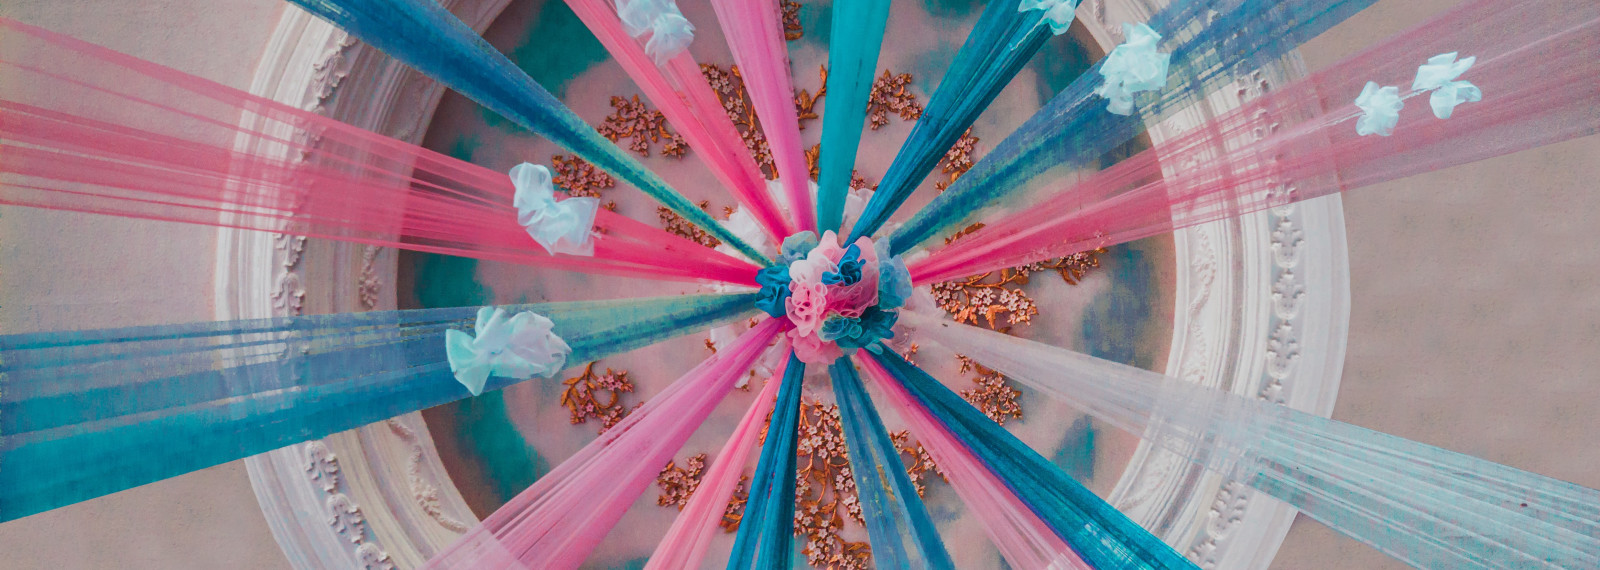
xmin=1412 ymin=52 xmax=1481 ymax=120
xmin=780 ymin=231 xmax=820 ymax=264
xmin=821 ymin=244 xmax=865 ymax=286
xmin=875 ymin=240 xmax=913 ymax=310
xmin=754 ymin=264 xmax=792 ymax=318
xmin=1354 ymin=81 xmax=1404 ymax=137
xmin=819 ymin=307 xmax=899 ymax=353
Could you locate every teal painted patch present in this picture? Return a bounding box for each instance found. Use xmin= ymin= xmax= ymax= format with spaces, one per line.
xmin=796 ymin=0 xmax=831 ymax=48
xmin=1051 ymin=416 xmax=1096 ymax=482
xmin=1027 ymin=31 xmax=1094 ymax=104
xmin=448 ymin=390 xmax=551 ymax=505
xmin=448 ymin=134 xmax=482 ymax=163
xmin=1080 ymin=243 xmax=1158 ymax=368
xmin=412 ymin=251 xmax=547 ymax=504
xmin=481 ymin=0 xmax=611 ymax=132
xmin=607 ymin=556 xmax=650 ymax=570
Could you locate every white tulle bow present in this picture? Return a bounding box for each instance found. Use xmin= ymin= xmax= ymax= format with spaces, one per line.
xmin=445 ymin=307 xmax=572 ymax=396
xmin=1412 ymin=52 xmax=1482 ymax=120
xmin=512 ymin=162 xmax=599 ymax=256
xmin=616 ymin=0 xmax=695 ymax=65
xmin=1018 ymin=0 xmax=1080 ymax=35
xmin=1093 ymin=23 xmax=1171 ymax=115
xmin=1354 ymin=81 xmax=1405 ymax=137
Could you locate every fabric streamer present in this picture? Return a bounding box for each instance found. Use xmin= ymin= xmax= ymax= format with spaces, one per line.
xmin=0 ymin=293 xmax=757 ymax=522
xmin=908 ymin=0 xmax=1600 ymax=283
xmin=890 ymin=0 xmax=1382 ymax=254
xmin=706 ymin=0 xmax=816 ymax=233
xmin=564 ymin=0 xmax=790 ymax=241
xmin=814 ymin=0 xmax=892 ymax=233
xmin=423 ymin=318 xmax=782 ymax=570
xmin=829 ymin=358 xmax=955 ymax=569
xmin=645 ymin=354 xmax=786 ymax=570
xmin=858 ymin=357 xmax=1091 ymax=570
xmin=848 ymin=0 xmax=1075 ymax=240
xmin=281 ymin=0 xmax=772 ymax=263
xmin=869 ymin=350 xmax=1199 ymax=570
xmin=0 ymin=19 xmax=760 ymax=285
xmin=726 ymin=352 xmax=806 ymax=569
xmin=908 ymin=312 xmax=1600 ymax=569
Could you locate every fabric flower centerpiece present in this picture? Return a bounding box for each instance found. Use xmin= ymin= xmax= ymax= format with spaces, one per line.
xmin=755 ymin=230 xmax=913 ymax=365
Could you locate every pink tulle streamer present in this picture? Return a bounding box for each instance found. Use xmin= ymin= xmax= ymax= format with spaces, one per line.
xmin=0 ymin=18 xmax=759 ymax=285
xmin=424 ymin=318 xmax=784 ymax=569
xmin=707 ymin=0 xmax=815 ymax=232
xmin=565 ymin=0 xmax=791 ymax=241
xmin=910 ymin=0 xmax=1600 ymax=284
xmin=859 ymin=356 xmax=1092 ymax=570
xmin=644 ymin=352 xmax=787 ymax=570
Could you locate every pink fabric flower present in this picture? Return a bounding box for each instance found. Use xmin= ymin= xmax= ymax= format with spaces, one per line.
xmin=788 ymin=327 xmax=844 ymax=365
xmin=823 ymin=236 xmax=881 ymax=318
xmin=785 ymin=280 xmax=829 ymax=337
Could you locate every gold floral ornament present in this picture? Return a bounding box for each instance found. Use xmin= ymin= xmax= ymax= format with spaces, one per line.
xmin=891 ymin=430 xmax=946 ymax=498
xmin=549 ymin=154 xmax=614 ymax=199
xmin=558 ymin=362 xmax=638 ymax=434
xmin=794 ymin=65 xmax=828 ymax=129
xmin=658 ymin=200 xmax=721 ymax=248
xmin=720 ymin=475 xmax=751 ymax=532
xmin=930 ymin=227 xmax=1042 ymax=331
xmin=596 ymin=94 xmax=688 ymax=158
xmin=956 ymin=355 xmax=1024 ymax=425
xmin=656 ymin=453 xmax=708 ymax=509
xmin=794 ymin=399 xmax=871 ymax=570
xmin=781 ymin=0 xmax=804 ymax=41
xmin=934 ymin=129 xmax=980 ymax=192
xmin=702 ymin=64 xmax=775 ymax=176
xmin=867 ymin=70 xmax=924 ymax=130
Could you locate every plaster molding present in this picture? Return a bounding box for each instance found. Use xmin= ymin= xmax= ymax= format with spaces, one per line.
xmin=216 ymin=2 xmax=1352 ymax=568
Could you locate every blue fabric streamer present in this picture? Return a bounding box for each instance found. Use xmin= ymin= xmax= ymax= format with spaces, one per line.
xmin=283 ymin=0 xmax=771 ymax=264
xmin=815 ymin=0 xmax=893 ymax=233
xmin=873 ymin=350 xmax=1198 ymax=570
xmin=0 ymin=293 xmax=756 ymax=522
xmin=890 ymin=0 xmax=1379 ymax=254
xmin=727 ymin=352 xmax=806 ymax=569
xmin=847 ymin=0 xmax=1070 ymax=240
xmin=829 ymin=358 xmax=954 ymax=570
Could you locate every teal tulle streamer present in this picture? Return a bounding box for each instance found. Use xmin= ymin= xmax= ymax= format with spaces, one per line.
xmin=848 ymin=0 xmax=1067 ymax=240
xmin=727 ymin=352 xmax=805 ymax=569
xmin=283 ymin=0 xmax=771 ymax=265
xmin=872 ymin=350 xmax=1198 ymax=570
xmin=829 ymin=358 xmax=955 ymax=569
xmin=815 ymin=0 xmax=893 ymax=233
xmin=0 ymin=293 xmax=755 ymax=522
xmin=890 ymin=0 xmax=1378 ymax=254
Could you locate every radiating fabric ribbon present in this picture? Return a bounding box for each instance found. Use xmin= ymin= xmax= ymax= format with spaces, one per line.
xmin=830 ymin=358 xmax=955 ymax=569
xmin=816 ymin=0 xmax=893 ymax=233
xmin=909 ymin=312 xmax=1600 ymax=569
xmin=726 ymin=352 xmax=806 ymax=569
xmin=510 ymin=163 xmax=600 ymax=256
xmin=615 ymin=0 xmax=695 ymax=65
xmin=0 ymin=293 xmax=756 ymax=522
xmin=444 ymin=306 xmax=571 ymax=396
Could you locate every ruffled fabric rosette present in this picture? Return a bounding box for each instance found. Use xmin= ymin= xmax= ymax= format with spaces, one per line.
xmin=756 ymin=230 xmax=914 ymax=365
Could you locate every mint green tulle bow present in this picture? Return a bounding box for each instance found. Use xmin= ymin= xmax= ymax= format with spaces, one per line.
xmin=1018 ymin=0 xmax=1081 ymax=35
xmin=616 ymin=0 xmax=695 ymax=65
xmin=445 ymin=307 xmax=572 ymax=395
xmin=1093 ymin=23 xmax=1171 ymax=115
xmin=1413 ymin=52 xmax=1482 ymax=119
xmin=1354 ymin=81 xmax=1404 ymax=136
xmin=512 ymin=162 xmax=600 ymax=256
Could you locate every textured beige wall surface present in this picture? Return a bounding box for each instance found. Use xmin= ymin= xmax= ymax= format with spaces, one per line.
xmin=0 ymin=1 xmax=291 ymax=569
xmin=1 ymin=0 xmax=1596 ymax=568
